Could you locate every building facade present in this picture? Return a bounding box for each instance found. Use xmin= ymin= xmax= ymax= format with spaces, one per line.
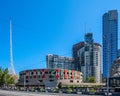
xmin=72 ymin=42 xmax=85 ymax=70
xmin=109 ymin=57 xmax=120 ymax=87
xmin=77 ymin=43 xmax=102 ymax=83
xmin=46 ymin=54 xmax=74 ymax=70
xmin=84 ymin=33 xmax=93 ymax=44
xmin=118 ymin=49 xmax=120 ymax=58
xmin=110 ymin=57 xmax=120 ymax=77
xmin=72 ymin=33 xmax=102 ymax=83
xmin=102 ymin=10 xmax=118 ymax=78
xmin=17 ymin=68 xmax=82 ymax=88
xmin=72 ymin=33 xmax=94 ymax=71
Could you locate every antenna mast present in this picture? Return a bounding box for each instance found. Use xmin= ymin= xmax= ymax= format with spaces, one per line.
xmin=84 ymin=23 xmax=86 ymax=41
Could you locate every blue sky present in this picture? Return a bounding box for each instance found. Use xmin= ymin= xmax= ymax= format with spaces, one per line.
xmin=0 ymin=0 xmax=120 ymax=74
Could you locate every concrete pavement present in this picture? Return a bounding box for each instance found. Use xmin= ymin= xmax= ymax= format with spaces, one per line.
xmin=0 ymin=89 xmax=101 ymax=96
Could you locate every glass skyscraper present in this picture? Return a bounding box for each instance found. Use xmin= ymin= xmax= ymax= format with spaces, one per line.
xmin=102 ymin=10 xmax=118 ymax=78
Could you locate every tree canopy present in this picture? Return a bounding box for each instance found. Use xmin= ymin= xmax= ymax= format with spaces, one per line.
xmin=86 ymin=76 xmax=96 ymax=83
xmin=0 ymin=67 xmax=15 ymax=87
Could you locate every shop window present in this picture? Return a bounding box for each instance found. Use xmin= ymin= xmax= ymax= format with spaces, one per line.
xmin=45 ymin=71 xmax=48 ymax=74
xmin=70 ymin=80 xmax=73 ymax=83
xmin=49 ymin=75 xmax=54 ymax=78
xmin=26 ymin=80 xmax=29 ymax=83
xmin=49 ymin=80 xmax=54 ymax=82
xmin=39 ymin=80 xmax=43 ymax=82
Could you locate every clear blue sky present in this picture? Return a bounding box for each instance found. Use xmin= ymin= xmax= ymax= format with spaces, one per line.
xmin=0 ymin=0 xmax=120 ymax=74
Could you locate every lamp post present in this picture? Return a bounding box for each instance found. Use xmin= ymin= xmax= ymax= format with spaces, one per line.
xmin=24 ymin=72 xmax=26 ymax=90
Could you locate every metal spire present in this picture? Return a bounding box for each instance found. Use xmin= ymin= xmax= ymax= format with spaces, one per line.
xmin=9 ymin=18 xmax=16 ymax=75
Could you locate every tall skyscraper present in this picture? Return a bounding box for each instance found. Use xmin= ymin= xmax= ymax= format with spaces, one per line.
xmin=118 ymin=49 xmax=120 ymax=57
xmin=103 ymin=10 xmax=118 ymax=78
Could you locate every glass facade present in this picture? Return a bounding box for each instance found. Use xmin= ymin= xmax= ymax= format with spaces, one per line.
xmin=46 ymin=54 xmax=74 ymax=70
xmin=103 ymin=10 xmax=118 ymax=78
xmin=85 ymin=33 xmax=93 ymax=44
xmin=118 ymin=49 xmax=120 ymax=57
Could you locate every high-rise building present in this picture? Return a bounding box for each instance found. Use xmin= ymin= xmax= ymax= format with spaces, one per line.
xmin=46 ymin=54 xmax=74 ymax=70
xmin=72 ymin=42 xmax=85 ymax=70
xmin=118 ymin=49 xmax=120 ymax=58
xmin=85 ymin=33 xmax=93 ymax=44
xmin=102 ymin=10 xmax=118 ymax=78
xmin=72 ymin=33 xmax=93 ymax=71
xmin=77 ymin=33 xmax=102 ymax=83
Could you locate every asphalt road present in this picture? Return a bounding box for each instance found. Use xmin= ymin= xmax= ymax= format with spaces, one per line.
xmin=0 ymin=90 xmax=102 ymax=96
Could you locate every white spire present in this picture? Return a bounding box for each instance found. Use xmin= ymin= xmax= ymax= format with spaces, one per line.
xmin=9 ymin=18 xmax=16 ymax=75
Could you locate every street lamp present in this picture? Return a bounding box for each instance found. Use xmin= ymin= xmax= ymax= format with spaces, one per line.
xmin=23 ymin=72 xmax=26 ymax=90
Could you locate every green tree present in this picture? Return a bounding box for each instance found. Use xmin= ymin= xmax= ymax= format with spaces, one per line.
xmin=58 ymin=82 xmax=62 ymax=89
xmin=86 ymin=76 xmax=96 ymax=83
xmin=0 ymin=67 xmax=15 ymax=87
xmin=0 ymin=68 xmax=4 ymax=86
xmin=66 ymin=85 xmax=72 ymax=93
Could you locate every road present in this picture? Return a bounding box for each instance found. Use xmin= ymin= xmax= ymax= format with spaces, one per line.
xmin=0 ymin=90 xmax=101 ymax=96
